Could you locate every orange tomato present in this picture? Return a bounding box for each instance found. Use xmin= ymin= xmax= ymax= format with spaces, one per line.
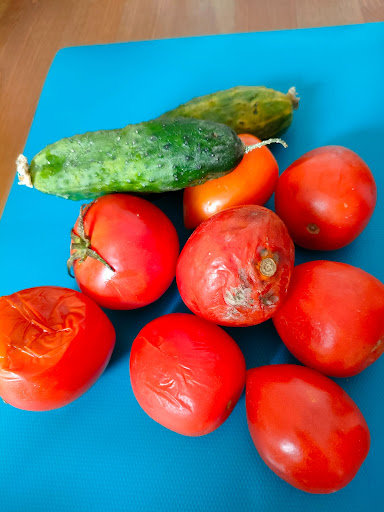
xmin=183 ymin=134 xmax=279 ymax=229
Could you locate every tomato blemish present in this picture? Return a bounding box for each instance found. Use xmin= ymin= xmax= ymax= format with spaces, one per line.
xmin=370 ymin=338 xmax=383 ymax=354
xmin=224 ymin=286 xmax=254 ymax=308
xmin=306 ymin=223 xmax=320 ymax=235
xmin=261 ymin=293 xmax=279 ymax=306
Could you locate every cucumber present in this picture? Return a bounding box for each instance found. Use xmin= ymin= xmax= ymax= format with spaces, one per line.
xmin=161 ymin=86 xmax=299 ymax=140
xmin=17 ymin=118 xmax=245 ymax=200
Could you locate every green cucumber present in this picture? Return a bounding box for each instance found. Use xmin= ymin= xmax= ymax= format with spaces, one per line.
xmin=161 ymin=86 xmax=299 ymax=140
xmin=17 ymin=118 xmax=245 ymax=200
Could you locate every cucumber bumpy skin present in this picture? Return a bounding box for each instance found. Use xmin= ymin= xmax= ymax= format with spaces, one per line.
xmin=17 ymin=118 xmax=245 ymax=201
xmin=161 ymin=86 xmax=299 ymax=140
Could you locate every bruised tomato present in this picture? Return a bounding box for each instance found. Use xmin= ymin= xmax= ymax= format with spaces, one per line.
xmin=68 ymin=194 xmax=179 ymax=310
xmin=0 ymin=286 xmax=115 ymax=411
xmin=129 ymin=313 xmax=246 ymax=436
xmin=176 ymin=205 xmax=295 ymax=327
xmin=273 ymin=260 xmax=384 ymax=377
xmin=246 ymin=364 xmax=370 ymax=494
xmin=183 ymin=134 xmax=279 ymax=229
xmin=274 ymin=146 xmax=377 ymax=250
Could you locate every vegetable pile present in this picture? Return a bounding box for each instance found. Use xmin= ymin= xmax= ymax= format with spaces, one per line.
xmin=2 ymin=84 xmax=381 ymax=494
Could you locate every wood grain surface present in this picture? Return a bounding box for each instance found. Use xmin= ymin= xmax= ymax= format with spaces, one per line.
xmin=1 ymin=0 xmax=383 ymax=214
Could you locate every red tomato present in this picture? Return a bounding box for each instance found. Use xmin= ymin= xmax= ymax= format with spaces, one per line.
xmin=69 ymin=193 xmax=179 ymax=310
xmin=183 ymin=134 xmax=279 ymax=229
xmin=274 ymin=146 xmax=377 ymax=250
xmin=246 ymin=364 xmax=370 ymax=494
xmin=176 ymin=205 xmax=295 ymax=327
xmin=0 ymin=286 xmax=115 ymax=411
xmin=129 ymin=313 xmax=246 ymax=436
xmin=273 ymin=260 xmax=384 ymax=377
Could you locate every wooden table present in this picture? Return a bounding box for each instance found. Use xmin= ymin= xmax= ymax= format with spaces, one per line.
xmin=1 ymin=0 xmax=382 ymax=215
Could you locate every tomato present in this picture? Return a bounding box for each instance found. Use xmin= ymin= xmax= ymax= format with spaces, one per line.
xmin=129 ymin=313 xmax=246 ymax=436
xmin=273 ymin=260 xmax=384 ymax=377
xmin=176 ymin=205 xmax=295 ymax=327
xmin=0 ymin=286 xmax=115 ymax=411
xmin=246 ymin=364 xmax=370 ymax=493
xmin=69 ymin=193 xmax=179 ymax=310
xmin=183 ymin=134 xmax=279 ymax=229
xmin=274 ymin=146 xmax=377 ymax=250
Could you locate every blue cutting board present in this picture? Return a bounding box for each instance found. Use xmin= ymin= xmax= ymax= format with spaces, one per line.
xmin=1 ymin=22 xmax=383 ymax=512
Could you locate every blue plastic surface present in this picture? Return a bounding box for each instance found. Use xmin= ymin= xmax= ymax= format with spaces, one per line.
xmin=1 ymin=22 xmax=383 ymax=511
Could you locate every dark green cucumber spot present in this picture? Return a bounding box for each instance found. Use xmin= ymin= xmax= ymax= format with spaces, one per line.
xmin=40 ymin=151 xmax=65 ymax=178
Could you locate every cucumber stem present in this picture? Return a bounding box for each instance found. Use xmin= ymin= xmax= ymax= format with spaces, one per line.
xmin=287 ymin=87 xmax=300 ymax=110
xmin=245 ymin=138 xmax=288 ymax=154
xmin=16 ymin=155 xmax=33 ymax=188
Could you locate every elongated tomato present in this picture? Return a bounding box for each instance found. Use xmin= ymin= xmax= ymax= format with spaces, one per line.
xmin=246 ymin=364 xmax=370 ymax=493
xmin=69 ymin=194 xmax=179 ymax=310
xmin=274 ymin=146 xmax=377 ymax=250
xmin=130 ymin=313 xmax=246 ymax=436
xmin=0 ymin=286 xmax=115 ymax=411
xmin=176 ymin=205 xmax=294 ymax=327
xmin=273 ymin=260 xmax=384 ymax=377
xmin=183 ymin=134 xmax=279 ymax=229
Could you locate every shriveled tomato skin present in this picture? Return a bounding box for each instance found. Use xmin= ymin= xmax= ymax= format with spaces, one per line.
xmin=176 ymin=205 xmax=295 ymax=327
xmin=274 ymin=146 xmax=377 ymax=250
xmin=0 ymin=286 xmax=115 ymax=411
xmin=129 ymin=313 xmax=246 ymax=436
xmin=246 ymin=364 xmax=370 ymax=494
xmin=72 ymin=194 xmax=180 ymax=310
xmin=273 ymin=261 xmax=384 ymax=377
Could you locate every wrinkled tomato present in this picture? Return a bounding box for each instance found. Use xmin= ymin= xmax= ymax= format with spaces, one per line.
xmin=246 ymin=364 xmax=370 ymax=493
xmin=0 ymin=286 xmax=115 ymax=411
xmin=183 ymin=134 xmax=279 ymax=229
xmin=176 ymin=205 xmax=295 ymax=327
xmin=273 ymin=260 xmax=384 ymax=377
xmin=129 ymin=313 xmax=246 ymax=436
xmin=274 ymin=146 xmax=377 ymax=250
xmin=69 ymin=193 xmax=179 ymax=310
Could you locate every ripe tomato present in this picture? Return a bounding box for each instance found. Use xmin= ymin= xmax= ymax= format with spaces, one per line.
xmin=183 ymin=134 xmax=279 ymax=229
xmin=0 ymin=286 xmax=115 ymax=411
xmin=176 ymin=205 xmax=295 ymax=327
xmin=273 ymin=260 xmax=384 ymax=377
xmin=274 ymin=146 xmax=377 ymax=250
xmin=69 ymin=193 xmax=179 ymax=310
xmin=246 ymin=364 xmax=370 ymax=494
xmin=129 ymin=313 xmax=246 ymax=436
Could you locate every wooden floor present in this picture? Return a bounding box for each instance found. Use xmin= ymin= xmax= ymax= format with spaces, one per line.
xmin=0 ymin=0 xmax=383 ymax=214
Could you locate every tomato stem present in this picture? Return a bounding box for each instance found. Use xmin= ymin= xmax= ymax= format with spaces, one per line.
xmin=259 ymin=258 xmax=277 ymax=277
xmin=67 ymin=203 xmax=115 ymax=277
xmin=245 ymin=138 xmax=288 ymax=154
